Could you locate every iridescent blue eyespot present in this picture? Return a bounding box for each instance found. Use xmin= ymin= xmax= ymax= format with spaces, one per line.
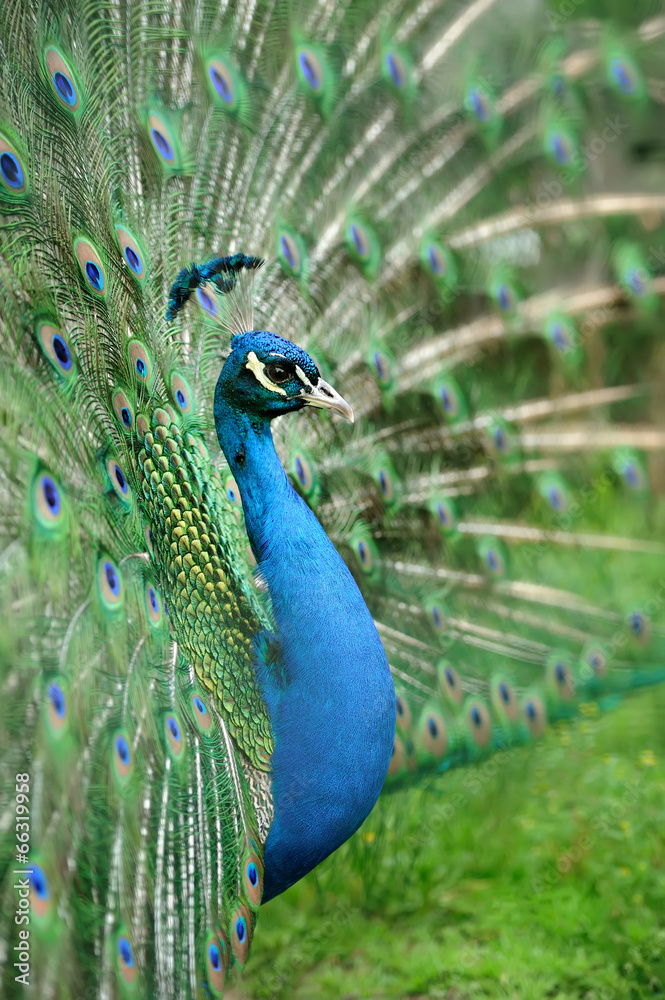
xmin=427 ymin=717 xmax=438 ymax=738
xmin=30 ymin=865 xmax=49 ymax=900
xmin=105 ymin=561 xmax=120 ymax=595
xmin=48 ymin=682 xmax=65 ymax=718
xmin=298 ymin=49 xmax=322 ymax=91
xmin=42 ymin=476 xmax=60 ymax=515
xmin=114 ymin=465 xmax=127 ymax=493
xmin=152 ymin=128 xmax=173 ymax=161
xmin=445 ymin=668 xmax=455 ymax=687
xmin=194 ymin=697 xmax=205 ymax=714
xmin=115 ymin=735 xmax=130 ymax=765
xmin=247 ymin=862 xmax=258 ymax=887
xmin=209 ymin=942 xmax=221 ymax=969
xmin=625 ymin=269 xmax=646 ymax=296
xmin=384 ymin=51 xmax=406 ymax=89
xmin=235 ymin=917 xmax=246 ymax=943
xmin=499 ymin=683 xmax=510 ymax=704
xmin=168 ymin=716 xmax=180 ymax=740
xmin=54 ymin=71 xmax=75 ymax=104
xmin=86 ymin=261 xmax=103 ymax=290
xmin=466 ymin=87 xmax=490 ymax=122
xmin=350 ymin=223 xmax=369 ymax=258
xmin=210 ymin=67 xmax=233 ymax=104
xmin=281 ymin=235 xmax=296 ymax=268
xmin=124 ymin=246 xmax=140 ymax=273
xmin=0 ymin=151 xmax=23 ymax=188
xmin=548 ymin=132 xmax=572 ymax=165
xmin=609 ymin=57 xmax=636 ymax=95
xmin=118 ymin=935 xmax=134 ymax=967
xmin=52 ymin=334 xmax=72 ymax=370
xmin=496 ymin=284 xmax=513 ymax=311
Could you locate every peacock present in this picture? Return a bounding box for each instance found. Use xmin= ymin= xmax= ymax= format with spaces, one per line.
xmin=1 ymin=0 xmax=665 ymax=995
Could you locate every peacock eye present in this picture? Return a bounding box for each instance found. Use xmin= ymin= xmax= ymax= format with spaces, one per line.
xmin=265 ymin=362 xmax=292 ymax=384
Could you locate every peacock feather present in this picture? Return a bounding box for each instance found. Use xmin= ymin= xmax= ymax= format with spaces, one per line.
xmin=1 ymin=0 xmax=665 ymax=996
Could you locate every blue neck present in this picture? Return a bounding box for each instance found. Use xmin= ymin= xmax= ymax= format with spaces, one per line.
xmin=215 ymin=401 xmax=395 ymax=901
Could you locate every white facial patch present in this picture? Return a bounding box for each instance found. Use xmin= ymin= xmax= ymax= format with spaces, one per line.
xmin=245 ymin=351 xmax=287 ymax=396
xmin=295 ymin=364 xmax=315 ymax=390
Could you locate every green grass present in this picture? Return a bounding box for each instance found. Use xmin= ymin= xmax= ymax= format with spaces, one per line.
xmin=231 ymin=687 xmax=665 ymax=999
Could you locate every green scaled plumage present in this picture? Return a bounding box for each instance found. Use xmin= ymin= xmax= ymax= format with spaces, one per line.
xmin=1 ymin=0 xmax=665 ymax=997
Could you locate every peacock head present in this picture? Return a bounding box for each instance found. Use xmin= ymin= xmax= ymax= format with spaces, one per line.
xmin=215 ymin=330 xmax=353 ymax=423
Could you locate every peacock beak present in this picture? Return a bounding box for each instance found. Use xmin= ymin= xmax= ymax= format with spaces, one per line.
xmin=299 ymin=379 xmax=354 ymax=423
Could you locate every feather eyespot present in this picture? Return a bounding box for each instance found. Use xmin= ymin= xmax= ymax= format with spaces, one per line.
xmin=45 ymin=47 xmax=81 ymax=112
xmin=0 ymin=135 xmax=27 ymax=196
xmin=74 ymin=238 xmax=107 ymax=295
xmin=191 ymin=692 xmax=213 ymax=731
xmin=112 ymin=390 xmax=134 ymax=432
xmin=427 ymin=602 xmax=447 ymax=634
xmin=546 ymin=653 xmax=575 ymax=700
xmin=205 ymin=931 xmax=229 ymax=995
xmin=171 ymin=373 xmax=193 ymax=414
xmin=491 ymin=677 xmax=519 ymax=722
xmin=144 ymin=525 xmax=154 ymax=555
xmin=356 ymin=539 xmax=371 ymax=571
xmin=545 ymin=315 xmax=578 ymax=356
xmin=116 ymin=226 xmax=147 ymax=283
xmin=608 ymin=56 xmax=639 ymax=96
xmin=372 ymin=350 xmax=392 ymax=388
xmin=106 ymin=458 xmax=131 ymax=504
xmin=149 ymin=112 xmax=176 ymax=165
xmin=376 ymin=467 xmax=394 ymax=502
xmin=230 ymin=906 xmax=251 ymax=965
xmin=297 ymin=48 xmax=323 ymax=92
xmin=243 ymin=853 xmax=263 ymax=908
xmin=280 ymin=234 xmax=297 ymax=270
xmin=523 ymin=694 xmax=546 ymax=738
xmin=29 ymin=863 xmax=52 ymax=919
xmin=144 ymin=583 xmax=163 ymax=627
xmin=33 ymin=471 xmax=64 ymax=529
xmin=291 ymin=452 xmax=315 ymax=495
xmin=225 ymin=476 xmax=242 ymax=509
xmin=465 ymin=85 xmax=492 ymax=123
xmin=196 ymin=286 xmax=218 ymax=317
xmin=277 ymin=230 xmax=305 ymax=276
xmin=425 ymin=243 xmax=448 ymax=278
xmin=128 ymin=341 xmax=152 ymax=384
xmin=545 ymin=129 xmax=574 ymax=165
xmin=627 ymin=610 xmax=651 ymax=646
xmin=112 ymin=732 xmax=133 ymax=785
xmin=387 ymin=734 xmax=405 ymax=776
xmin=165 ymin=713 xmax=184 ymax=757
xmin=46 ymin=680 xmax=68 ymax=734
xmin=208 ymin=58 xmax=236 ymax=106
xmin=395 ymin=693 xmax=412 ymax=733
xmin=478 ymin=538 xmax=507 ymax=578
xmin=98 ymin=556 xmax=124 ymax=609
xmin=581 ymin=643 xmax=608 ymax=679
xmin=36 ymin=322 xmax=75 ymax=376
xmin=434 ymin=498 xmax=457 ymax=534
xmin=437 ymin=661 xmax=463 ymax=706
xmin=348 ymin=222 xmax=370 ymax=260
xmin=116 ymin=933 xmax=137 ymax=985
xmin=433 ymin=376 xmax=465 ymax=421
xmin=420 ymin=710 xmax=448 ymax=758
xmin=465 ymin=699 xmax=491 ymax=748
xmin=383 ymin=50 xmax=407 ymax=89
